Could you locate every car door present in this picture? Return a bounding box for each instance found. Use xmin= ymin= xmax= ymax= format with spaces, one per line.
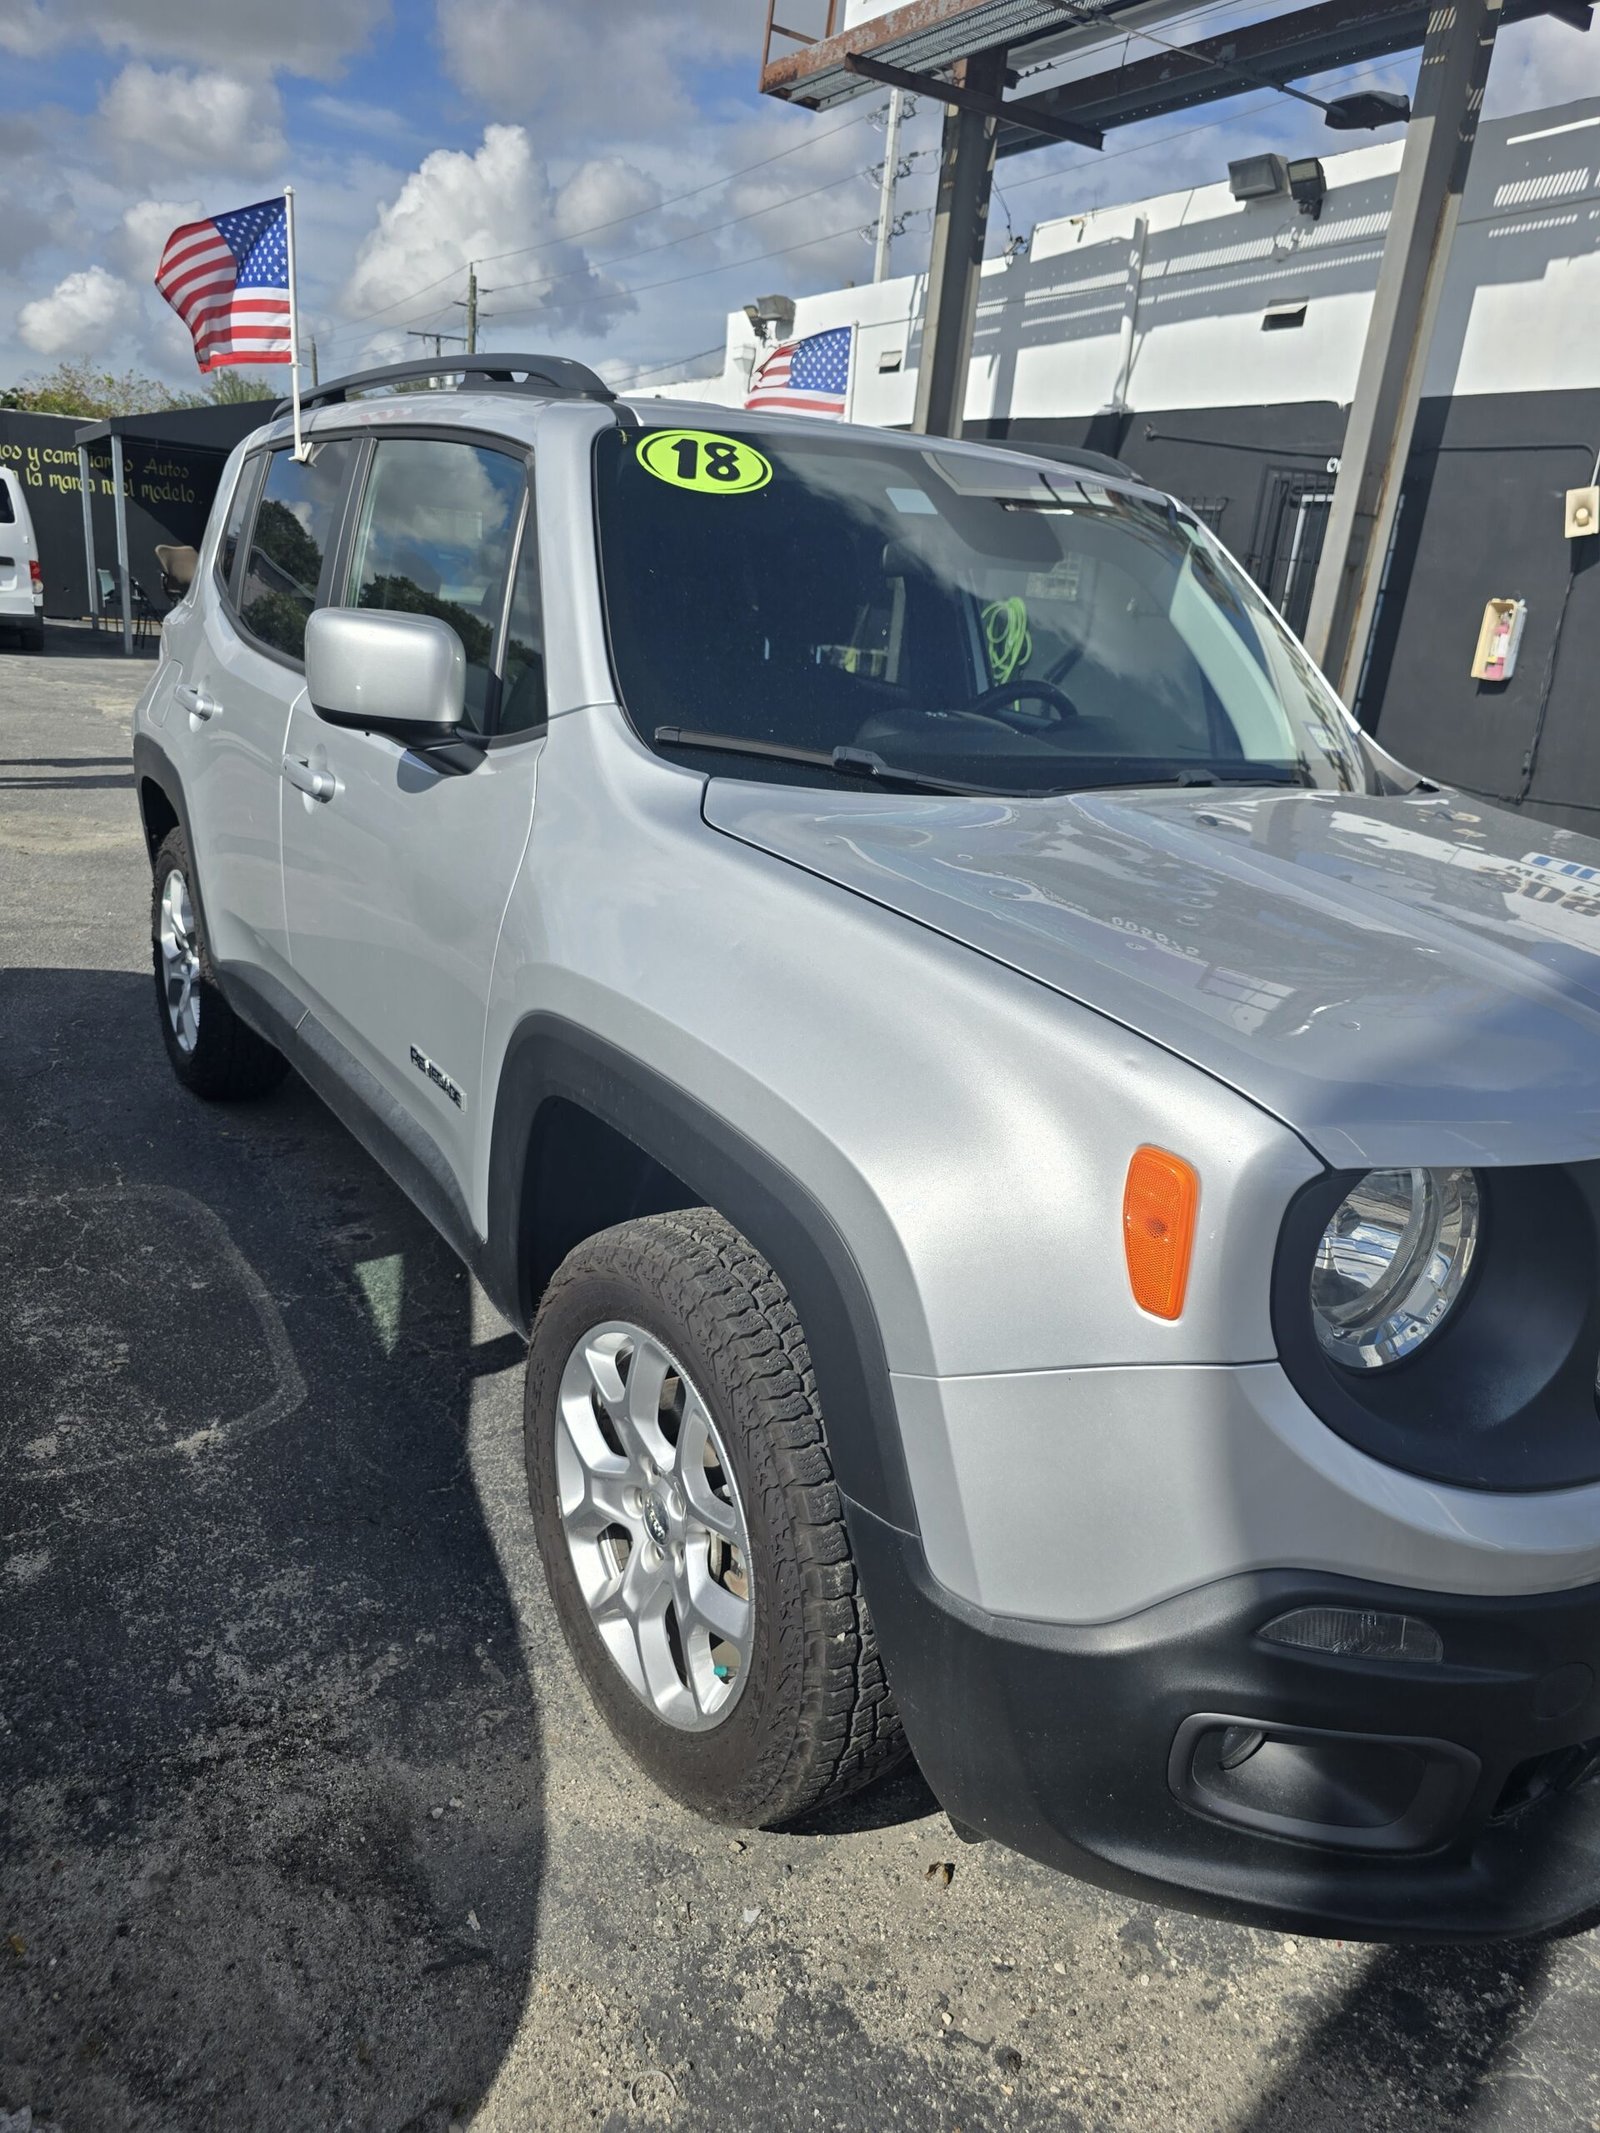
xmin=279 ymin=430 xmax=547 ymax=1200
xmin=180 ymin=437 xmax=358 ymax=986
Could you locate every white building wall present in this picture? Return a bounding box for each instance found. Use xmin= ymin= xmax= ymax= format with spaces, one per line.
xmin=642 ymin=98 xmax=1600 ymax=421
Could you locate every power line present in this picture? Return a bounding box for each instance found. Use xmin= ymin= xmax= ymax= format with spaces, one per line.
xmin=323 ymin=105 xmax=883 ymax=345
xmin=611 ymin=341 xmax=729 ymax=387
xmin=480 ymin=156 xmax=894 ymax=307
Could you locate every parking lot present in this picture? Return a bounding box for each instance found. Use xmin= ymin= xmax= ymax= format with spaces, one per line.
xmin=4 ymin=639 xmax=1600 ymax=2133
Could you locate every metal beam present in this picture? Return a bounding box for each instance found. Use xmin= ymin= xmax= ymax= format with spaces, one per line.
xmin=761 ymin=0 xmax=1196 ymax=109
xmin=110 ymin=432 xmax=132 ymax=656
xmin=1302 ymin=0 xmax=1502 ymax=702
xmin=77 ymin=445 xmax=97 ymax=632
xmin=845 ymin=48 xmax=1104 ymax=143
xmin=996 ymin=0 xmax=1583 ymax=152
xmin=915 ymin=47 xmax=1009 ymax=436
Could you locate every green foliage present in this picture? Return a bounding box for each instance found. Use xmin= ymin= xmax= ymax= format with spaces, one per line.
xmin=0 ymin=360 xmax=206 ymax=417
xmin=360 ymin=574 xmax=493 ymax=666
xmin=251 ymin=499 xmax=322 ymax=597
xmin=205 ymin=369 xmax=281 ymax=406
xmin=0 ymin=358 xmax=281 ymax=418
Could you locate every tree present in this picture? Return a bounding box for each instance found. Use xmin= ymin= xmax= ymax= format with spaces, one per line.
xmin=0 ymin=361 xmax=206 ymax=417
xmin=205 ymin=369 xmax=281 ymax=406
xmin=0 ymin=359 xmax=279 ymax=418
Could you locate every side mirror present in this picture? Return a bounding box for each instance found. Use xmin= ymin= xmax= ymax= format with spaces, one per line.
xmin=304 ymin=608 xmax=465 ymax=741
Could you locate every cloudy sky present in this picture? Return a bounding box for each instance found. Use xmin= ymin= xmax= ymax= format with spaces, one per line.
xmin=1 ymin=0 xmax=1595 ymax=395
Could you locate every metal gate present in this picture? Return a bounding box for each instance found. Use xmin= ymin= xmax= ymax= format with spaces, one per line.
xmin=1249 ymin=468 xmax=1335 ymax=639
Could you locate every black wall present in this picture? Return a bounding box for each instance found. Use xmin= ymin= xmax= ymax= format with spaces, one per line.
xmin=0 ymin=401 xmax=275 ymax=618
xmin=977 ymin=392 xmax=1600 ymax=839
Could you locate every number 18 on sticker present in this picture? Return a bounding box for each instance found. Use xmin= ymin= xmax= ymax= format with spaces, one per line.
xmin=637 ymin=430 xmax=772 ymax=495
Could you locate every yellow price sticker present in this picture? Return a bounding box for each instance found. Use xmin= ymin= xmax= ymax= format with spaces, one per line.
xmin=636 ymin=429 xmax=772 ymax=496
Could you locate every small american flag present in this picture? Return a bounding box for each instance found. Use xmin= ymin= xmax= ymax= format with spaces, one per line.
xmin=745 ymin=324 xmax=853 ymax=418
xmin=155 ymin=196 xmax=293 ymax=371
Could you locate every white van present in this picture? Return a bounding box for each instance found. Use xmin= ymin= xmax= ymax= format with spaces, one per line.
xmin=0 ymin=467 xmax=45 ymax=651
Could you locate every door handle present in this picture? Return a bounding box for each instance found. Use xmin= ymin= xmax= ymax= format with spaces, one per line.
xmin=282 ymin=755 xmax=340 ymax=803
xmin=175 ymin=683 xmax=219 ymax=721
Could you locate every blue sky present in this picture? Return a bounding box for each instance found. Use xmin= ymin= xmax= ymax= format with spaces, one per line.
xmin=1 ymin=0 xmax=1594 ymax=394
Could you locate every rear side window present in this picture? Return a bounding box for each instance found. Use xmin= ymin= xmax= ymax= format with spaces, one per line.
xmin=0 ymin=476 xmax=15 ymax=526
xmin=344 ymin=437 xmax=525 ymax=732
xmin=238 ymin=439 xmax=355 ymax=662
xmin=214 ymin=453 xmax=262 ymax=594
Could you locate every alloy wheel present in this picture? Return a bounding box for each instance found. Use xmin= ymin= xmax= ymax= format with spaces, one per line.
xmin=158 ymin=868 xmax=201 ymax=1054
xmin=555 ymin=1320 xmax=753 ymax=1731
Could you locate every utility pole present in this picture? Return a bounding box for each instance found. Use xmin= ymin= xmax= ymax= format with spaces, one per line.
xmin=1302 ymin=0 xmax=1503 ymax=703
xmin=465 ymin=264 xmax=478 ymax=356
xmin=406 ymin=329 xmax=468 ymax=359
xmin=913 ymin=49 xmax=1006 ymax=437
xmin=307 ymin=335 xmax=319 ymax=389
xmin=873 ymin=90 xmax=905 ymax=283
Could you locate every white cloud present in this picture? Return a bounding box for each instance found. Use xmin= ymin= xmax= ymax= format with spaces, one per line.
xmin=17 ymin=265 xmax=138 ymax=355
xmin=1485 ymin=14 xmax=1600 ymax=117
xmin=553 ymin=159 xmax=662 ymax=244
xmin=435 ymin=0 xmax=750 ymax=145
xmin=115 ymin=197 xmax=205 ymax=280
xmin=100 ymin=63 xmax=286 ymax=178
xmin=1 ymin=0 xmax=388 ymax=78
xmin=343 ymin=124 xmax=640 ymax=338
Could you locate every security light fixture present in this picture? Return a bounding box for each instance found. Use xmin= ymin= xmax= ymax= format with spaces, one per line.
xmin=1288 ymin=157 xmax=1327 ymax=220
xmin=1324 ymin=89 xmax=1412 ymax=131
xmin=743 ymin=293 xmax=797 ymax=343
xmin=1228 ymin=154 xmax=1287 ymax=203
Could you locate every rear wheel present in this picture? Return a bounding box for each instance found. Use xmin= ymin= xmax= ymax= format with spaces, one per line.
xmin=17 ymin=621 xmax=44 ymax=654
xmin=524 ymin=1210 xmax=907 ymax=1825
xmin=150 ymin=827 xmax=287 ymax=1100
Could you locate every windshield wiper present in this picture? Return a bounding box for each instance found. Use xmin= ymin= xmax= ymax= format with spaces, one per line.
xmin=1071 ymin=762 xmax=1314 ymax=792
xmin=653 ymin=727 xmax=1017 ymax=798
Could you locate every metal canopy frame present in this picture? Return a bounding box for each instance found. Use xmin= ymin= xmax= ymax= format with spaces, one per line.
xmin=995 ymin=0 xmax=1588 ymax=154
xmin=761 ymin=0 xmax=1211 ymax=110
xmin=72 ymin=422 xmax=132 ymax=656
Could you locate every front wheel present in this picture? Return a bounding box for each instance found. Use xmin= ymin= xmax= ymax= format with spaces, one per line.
xmin=150 ymin=827 xmax=287 ymax=1100
xmin=524 ymin=1210 xmax=907 ymax=1825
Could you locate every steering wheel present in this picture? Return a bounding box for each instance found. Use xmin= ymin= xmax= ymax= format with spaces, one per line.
xmin=963 ymin=677 xmax=1078 ymax=727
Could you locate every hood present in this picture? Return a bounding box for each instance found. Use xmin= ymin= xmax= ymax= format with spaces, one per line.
xmin=703 ymin=778 xmax=1600 ymax=1169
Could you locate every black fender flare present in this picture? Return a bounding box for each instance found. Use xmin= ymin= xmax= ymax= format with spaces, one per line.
xmin=484 ymin=1014 xmax=920 ymax=1535
xmin=132 ymin=732 xmax=206 ymax=920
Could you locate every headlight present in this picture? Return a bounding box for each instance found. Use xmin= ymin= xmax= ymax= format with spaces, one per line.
xmin=1310 ymin=1167 xmax=1480 ymax=1370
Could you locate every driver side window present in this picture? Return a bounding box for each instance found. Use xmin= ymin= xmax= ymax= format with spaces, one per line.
xmin=343 ymin=437 xmax=526 ymax=734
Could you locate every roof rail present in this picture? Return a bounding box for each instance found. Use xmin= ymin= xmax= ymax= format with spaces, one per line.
xmin=274 ymin=352 xmax=616 ymax=419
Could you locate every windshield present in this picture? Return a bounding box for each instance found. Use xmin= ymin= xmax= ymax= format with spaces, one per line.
xmin=594 ymin=425 xmax=1370 ymax=797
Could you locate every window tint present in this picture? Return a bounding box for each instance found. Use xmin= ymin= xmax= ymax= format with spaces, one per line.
xmin=214 ymin=452 xmax=260 ymax=592
xmin=498 ymin=501 xmax=546 ymax=734
xmin=594 ymin=427 xmax=1367 ymax=797
xmin=238 ymin=439 xmax=354 ymax=661
xmin=345 ymin=438 xmax=525 ymax=732
xmin=0 ymin=478 xmax=15 ymax=526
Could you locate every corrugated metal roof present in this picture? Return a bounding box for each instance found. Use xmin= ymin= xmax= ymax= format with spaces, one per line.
xmin=761 ymin=0 xmax=1139 ymax=108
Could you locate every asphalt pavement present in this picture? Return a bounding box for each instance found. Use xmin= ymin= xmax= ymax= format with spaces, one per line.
xmin=4 ymin=630 xmax=1600 ymax=2133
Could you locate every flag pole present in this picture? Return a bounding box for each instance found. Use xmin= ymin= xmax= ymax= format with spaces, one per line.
xmin=284 ymin=185 xmax=305 ymax=461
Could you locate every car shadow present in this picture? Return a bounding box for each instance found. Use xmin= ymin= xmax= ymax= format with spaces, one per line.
xmin=1234 ymin=1942 xmax=1554 ymax=2132
xmin=0 ymin=967 xmax=544 ymax=2133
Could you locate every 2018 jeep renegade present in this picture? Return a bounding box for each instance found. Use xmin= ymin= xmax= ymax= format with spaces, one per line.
xmin=133 ymin=353 xmax=1600 ymax=1943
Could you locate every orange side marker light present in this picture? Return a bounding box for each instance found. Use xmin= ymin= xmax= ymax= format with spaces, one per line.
xmin=1123 ymin=1146 xmax=1200 ymax=1320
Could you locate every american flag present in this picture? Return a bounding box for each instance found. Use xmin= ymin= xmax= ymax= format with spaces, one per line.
xmin=155 ymin=197 xmax=293 ymax=371
xmin=745 ymin=324 xmax=853 ymax=418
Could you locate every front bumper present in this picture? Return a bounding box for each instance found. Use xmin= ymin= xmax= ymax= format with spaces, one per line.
xmin=851 ymin=1497 xmax=1600 ymax=1942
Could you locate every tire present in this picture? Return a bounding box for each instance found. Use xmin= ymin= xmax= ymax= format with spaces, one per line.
xmin=150 ymin=827 xmax=288 ymax=1101
xmin=525 ymin=1209 xmax=907 ymax=1826
xmin=18 ymin=622 xmax=45 ymax=654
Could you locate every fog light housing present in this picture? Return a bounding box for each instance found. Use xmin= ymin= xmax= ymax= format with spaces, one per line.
xmin=1260 ymin=1606 xmax=1443 ymax=1664
xmin=1310 ymin=1166 xmax=1479 ymax=1369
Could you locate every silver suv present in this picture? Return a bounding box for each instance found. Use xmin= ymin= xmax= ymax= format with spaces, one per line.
xmin=134 ymin=355 xmax=1600 ymax=1943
